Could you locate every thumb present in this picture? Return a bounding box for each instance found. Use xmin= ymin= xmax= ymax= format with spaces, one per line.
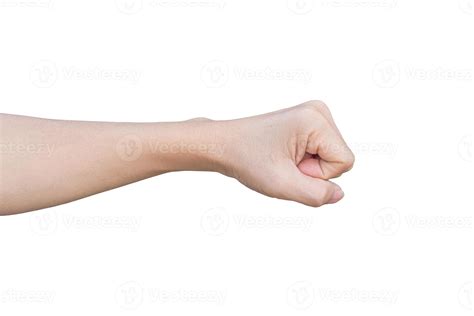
xmin=281 ymin=164 xmax=344 ymax=207
xmin=297 ymin=155 xmax=324 ymax=178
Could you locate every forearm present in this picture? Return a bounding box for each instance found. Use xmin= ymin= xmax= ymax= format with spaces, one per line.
xmin=0 ymin=114 xmax=226 ymax=215
xmin=1 ymin=101 xmax=355 ymax=215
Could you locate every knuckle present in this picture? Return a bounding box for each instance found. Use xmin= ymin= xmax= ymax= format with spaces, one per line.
xmin=312 ymin=186 xmax=332 ymax=207
xmin=309 ymin=100 xmax=330 ymax=112
xmin=296 ymin=101 xmax=333 ymax=126
xmin=306 ymin=99 xmax=328 ymax=108
xmin=342 ymin=151 xmax=355 ymax=171
xmin=311 ymin=198 xmax=324 ymax=207
xmin=297 ymin=104 xmax=327 ymax=123
xmin=300 ymin=100 xmax=328 ymax=112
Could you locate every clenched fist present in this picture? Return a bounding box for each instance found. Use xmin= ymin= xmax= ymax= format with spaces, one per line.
xmin=213 ymin=100 xmax=355 ymax=207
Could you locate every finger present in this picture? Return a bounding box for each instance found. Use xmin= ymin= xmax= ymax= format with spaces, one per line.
xmin=280 ymin=165 xmax=345 ymax=207
xmin=307 ymin=118 xmax=355 ymax=179
xmin=300 ymin=101 xmax=354 ymax=178
xmin=301 ymin=100 xmax=342 ymax=137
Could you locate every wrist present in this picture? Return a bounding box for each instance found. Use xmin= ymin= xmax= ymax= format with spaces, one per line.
xmin=142 ymin=119 xmax=230 ymax=174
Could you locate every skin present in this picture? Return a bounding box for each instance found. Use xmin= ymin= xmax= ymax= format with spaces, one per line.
xmin=0 ymin=100 xmax=354 ymax=215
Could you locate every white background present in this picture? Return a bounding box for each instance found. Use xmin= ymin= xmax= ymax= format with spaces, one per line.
xmin=0 ymin=0 xmax=472 ymax=315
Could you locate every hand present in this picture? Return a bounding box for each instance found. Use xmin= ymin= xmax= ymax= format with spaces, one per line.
xmin=217 ymin=100 xmax=355 ymax=207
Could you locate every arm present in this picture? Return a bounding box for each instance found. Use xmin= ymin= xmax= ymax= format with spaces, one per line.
xmin=0 ymin=101 xmax=354 ymax=215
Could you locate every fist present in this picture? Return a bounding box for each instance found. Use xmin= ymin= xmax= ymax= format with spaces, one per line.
xmin=219 ymin=100 xmax=355 ymax=207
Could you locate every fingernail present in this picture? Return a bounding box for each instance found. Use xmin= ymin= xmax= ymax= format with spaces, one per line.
xmin=329 ymin=187 xmax=344 ymax=204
